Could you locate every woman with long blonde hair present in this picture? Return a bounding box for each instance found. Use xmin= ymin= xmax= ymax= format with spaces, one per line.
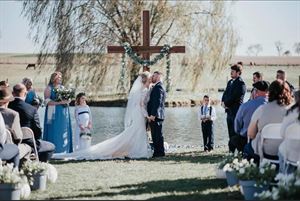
xmin=43 ymin=71 xmax=73 ymax=153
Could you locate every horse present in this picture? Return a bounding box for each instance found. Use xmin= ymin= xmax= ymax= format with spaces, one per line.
xmin=26 ymin=64 xmax=36 ymax=70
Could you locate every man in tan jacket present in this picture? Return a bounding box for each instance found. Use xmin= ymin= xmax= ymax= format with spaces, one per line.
xmin=0 ymin=86 xmax=31 ymax=161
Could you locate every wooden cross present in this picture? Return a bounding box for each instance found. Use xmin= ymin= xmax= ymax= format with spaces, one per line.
xmin=107 ymin=10 xmax=185 ymax=72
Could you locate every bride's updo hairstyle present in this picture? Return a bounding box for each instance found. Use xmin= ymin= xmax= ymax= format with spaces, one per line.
xmin=140 ymin=71 xmax=151 ymax=84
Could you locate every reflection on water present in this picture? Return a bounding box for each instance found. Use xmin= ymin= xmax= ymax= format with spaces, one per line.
xmin=38 ymin=105 xmax=229 ymax=147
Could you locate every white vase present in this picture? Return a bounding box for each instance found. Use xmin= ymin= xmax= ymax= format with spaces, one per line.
xmin=215 ymin=167 xmax=226 ymax=179
xmin=225 ymin=171 xmax=239 ymax=186
xmin=79 ymin=136 xmax=92 ymax=150
xmin=31 ymin=173 xmax=47 ymax=191
xmin=0 ymin=183 xmax=21 ymax=200
xmin=239 ymin=180 xmax=269 ymax=201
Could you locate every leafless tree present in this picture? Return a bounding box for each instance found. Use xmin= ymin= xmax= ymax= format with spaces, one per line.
xmin=294 ymin=42 xmax=300 ymax=55
xmin=275 ymin=41 xmax=283 ymax=56
xmin=246 ymin=44 xmax=263 ymax=56
xmin=22 ymin=0 xmax=238 ymax=95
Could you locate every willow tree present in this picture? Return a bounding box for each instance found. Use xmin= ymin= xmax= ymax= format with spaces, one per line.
xmin=22 ymin=0 xmax=238 ymax=95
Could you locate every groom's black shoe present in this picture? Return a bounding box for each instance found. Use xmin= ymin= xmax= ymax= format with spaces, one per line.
xmin=152 ymin=153 xmax=165 ymax=158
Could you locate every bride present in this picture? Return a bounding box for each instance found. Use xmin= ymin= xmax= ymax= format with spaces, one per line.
xmin=52 ymin=71 xmax=153 ymax=160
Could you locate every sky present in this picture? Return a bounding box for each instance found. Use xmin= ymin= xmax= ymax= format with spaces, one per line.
xmin=0 ymin=0 xmax=299 ymax=56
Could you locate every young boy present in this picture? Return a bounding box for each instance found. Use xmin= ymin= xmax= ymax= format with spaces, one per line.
xmin=198 ymin=95 xmax=217 ymax=152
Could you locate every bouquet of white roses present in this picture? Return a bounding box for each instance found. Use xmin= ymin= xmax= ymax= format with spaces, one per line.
xmin=53 ymin=85 xmax=75 ymax=102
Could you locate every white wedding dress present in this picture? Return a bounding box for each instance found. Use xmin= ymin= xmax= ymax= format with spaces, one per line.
xmin=52 ymin=76 xmax=153 ymax=160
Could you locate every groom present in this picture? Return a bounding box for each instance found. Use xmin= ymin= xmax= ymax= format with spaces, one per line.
xmin=147 ymin=71 xmax=166 ymax=157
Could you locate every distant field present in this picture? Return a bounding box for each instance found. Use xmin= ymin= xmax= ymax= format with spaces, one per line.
xmin=0 ymin=54 xmax=299 ymax=102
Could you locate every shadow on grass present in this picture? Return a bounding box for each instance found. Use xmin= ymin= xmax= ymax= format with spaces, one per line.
xmin=49 ymin=178 xmax=242 ymax=200
xmin=50 ymin=150 xmax=225 ymax=165
xmin=151 ymin=151 xmax=225 ymax=164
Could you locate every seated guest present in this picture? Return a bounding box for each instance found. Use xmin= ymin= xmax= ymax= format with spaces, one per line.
xmin=245 ymin=79 xmax=293 ymax=164
xmin=278 ymin=90 xmax=300 ymax=173
xmin=0 ymin=87 xmax=31 ymax=162
xmin=276 ymin=70 xmax=295 ymax=96
xmin=22 ymin=77 xmax=41 ymax=108
xmin=0 ymin=80 xmax=9 ymax=87
xmin=9 ymin=83 xmax=55 ymax=162
xmin=249 ymin=71 xmax=263 ymax=100
xmin=229 ymin=80 xmax=269 ymax=153
xmin=0 ymin=112 xmax=20 ymax=167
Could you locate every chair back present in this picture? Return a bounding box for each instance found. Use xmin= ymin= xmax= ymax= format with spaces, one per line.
xmin=285 ymin=123 xmax=300 ymax=140
xmin=260 ymin=123 xmax=283 ymax=163
xmin=5 ymin=129 xmax=13 ymax=144
xmin=284 ymin=122 xmax=300 ymax=164
xmin=21 ymin=127 xmax=39 ymax=161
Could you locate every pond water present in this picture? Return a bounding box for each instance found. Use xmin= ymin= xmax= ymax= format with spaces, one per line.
xmin=38 ymin=104 xmax=230 ymax=148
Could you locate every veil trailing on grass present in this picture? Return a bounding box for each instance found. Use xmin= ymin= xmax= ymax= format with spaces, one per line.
xmin=52 ymin=75 xmax=153 ymax=160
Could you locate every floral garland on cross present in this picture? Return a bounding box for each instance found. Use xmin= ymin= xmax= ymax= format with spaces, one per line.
xmin=119 ymin=42 xmax=172 ymax=92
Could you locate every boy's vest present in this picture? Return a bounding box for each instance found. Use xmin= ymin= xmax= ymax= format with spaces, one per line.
xmin=201 ymin=105 xmax=212 ymax=116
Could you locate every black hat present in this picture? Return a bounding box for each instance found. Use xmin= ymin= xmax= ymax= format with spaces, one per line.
xmin=253 ymin=80 xmax=269 ymax=92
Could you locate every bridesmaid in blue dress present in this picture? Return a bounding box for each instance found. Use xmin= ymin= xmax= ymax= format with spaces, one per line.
xmin=43 ymin=72 xmax=73 ymax=153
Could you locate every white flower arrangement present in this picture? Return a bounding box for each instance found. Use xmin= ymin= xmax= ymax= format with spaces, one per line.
xmin=0 ymin=160 xmax=28 ymax=188
xmin=45 ymin=163 xmax=58 ymax=184
xmin=257 ymin=166 xmax=300 ymax=200
xmin=222 ymin=152 xmax=243 ymax=173
xmin=219 ymin=152 xmax=243 ymax=170
xmin=236 ymin=159 xmax=277 ymax=186
xmin=20 ymin=183 xmax=31 ymax=199
xmin=21 ymin=161 xmax=48 ymax=185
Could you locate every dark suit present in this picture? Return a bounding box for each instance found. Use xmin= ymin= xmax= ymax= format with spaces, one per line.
xmin=221 ymin=77 xmax=246 ymax=149
xmin=147 ymin=82 xmax=166 ymax=157
xmin=8 ymin=98 xmax=55 ymax=162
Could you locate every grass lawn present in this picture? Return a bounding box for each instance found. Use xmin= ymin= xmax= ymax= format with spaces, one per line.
xmin=28 ymin=148 xmax=242 ymax=200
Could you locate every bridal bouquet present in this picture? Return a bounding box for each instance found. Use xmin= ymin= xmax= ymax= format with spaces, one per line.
xmin=53 ymin=86 xmax=75 ymax=102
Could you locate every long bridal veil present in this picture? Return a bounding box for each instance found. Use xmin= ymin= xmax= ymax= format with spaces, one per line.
xmin=52 ymin=74 xmax=153 ymax=160
xmin=124 ymin=75 xmax=143 ymax=128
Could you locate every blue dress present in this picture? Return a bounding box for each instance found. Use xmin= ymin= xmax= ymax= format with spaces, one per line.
xmin=25 ymin=89 xmax=37 ymax=105
xmin=43 ymin=85 xmax=73 ymax=153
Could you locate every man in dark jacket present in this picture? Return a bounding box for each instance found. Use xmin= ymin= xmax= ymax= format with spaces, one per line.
xmin=221 ymin=64 xmax=246 ymax=151
xmin=147 ymin=71 xmax=166 ymax=157
xmin=9 ymin=83 xmax=55 ymax=162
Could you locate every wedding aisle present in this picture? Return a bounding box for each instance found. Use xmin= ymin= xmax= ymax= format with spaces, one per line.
xmin=27 ymin=147 xmax=242 ymax=200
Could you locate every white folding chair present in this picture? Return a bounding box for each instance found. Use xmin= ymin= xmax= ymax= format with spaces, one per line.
xmin=21 ymin=127 xmax=39 ymax=161
xmin=284 ymin=123 xmax=300 ymax=167
xmin=5 ymin=128 xmax=13 ymax=144
xmin=260 ymin=123 xmax=283 ymax=164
